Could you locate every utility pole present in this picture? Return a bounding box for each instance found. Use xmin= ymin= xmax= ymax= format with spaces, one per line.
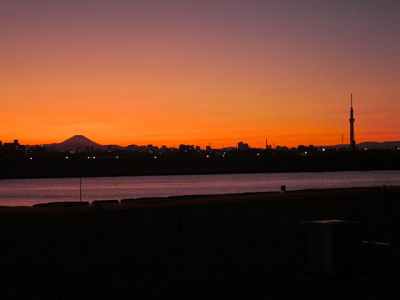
xmin=79 ymin=177 xmax=82 ymax=202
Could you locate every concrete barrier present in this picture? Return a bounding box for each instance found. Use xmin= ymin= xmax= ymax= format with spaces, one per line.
xmin=91 ymin=200 xmax=120 ymax=207
xmin=121 ymin=197 xmax=165 ymax=205
xmin=33 ymin=201 xmax=89 ymax=208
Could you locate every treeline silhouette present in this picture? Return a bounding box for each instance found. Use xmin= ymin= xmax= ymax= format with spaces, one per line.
xmin=1 ymin=146 xmax=399 ymax=178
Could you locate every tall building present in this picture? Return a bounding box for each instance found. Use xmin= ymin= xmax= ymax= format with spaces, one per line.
xmin=237 ymin=141 xmax=249 ymax=151
xmin=349 ymin=94 xmax=356 ymax=150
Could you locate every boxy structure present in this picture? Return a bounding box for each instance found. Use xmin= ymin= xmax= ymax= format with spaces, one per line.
xmin=301 ymin=219 xmax=361 ymax=278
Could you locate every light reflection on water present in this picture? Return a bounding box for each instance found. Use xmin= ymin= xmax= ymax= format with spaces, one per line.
xmin=0 ymin=170 xmax=399 ymax=206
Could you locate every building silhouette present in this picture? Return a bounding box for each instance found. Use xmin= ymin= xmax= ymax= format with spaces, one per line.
xmin=2 ymin=139 xmax=20 ymax=149
xmin=349 ymin=94 xmax=356 ymax=151
xmin=237 ymin=141 xmax=250 ymax=151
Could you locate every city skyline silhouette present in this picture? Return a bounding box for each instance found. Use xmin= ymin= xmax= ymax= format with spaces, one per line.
xmin=2 ymin=96 xmax=398 ymax=150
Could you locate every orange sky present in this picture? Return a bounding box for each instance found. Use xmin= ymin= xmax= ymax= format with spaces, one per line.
xmin=1 ymin=1 xmax=399 ymax=148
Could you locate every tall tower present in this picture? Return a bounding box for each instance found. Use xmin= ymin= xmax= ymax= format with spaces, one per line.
xmin=349 ymin=93 xmax=356 ymax=150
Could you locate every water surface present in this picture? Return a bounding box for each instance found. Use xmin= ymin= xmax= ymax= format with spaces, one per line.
xmin=0 ymin=170 xmax=399 ymax=206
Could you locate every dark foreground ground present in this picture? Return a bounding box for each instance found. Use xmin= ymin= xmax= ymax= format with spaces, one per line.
xmin=1 ymin=186 xmax=400 ymax=299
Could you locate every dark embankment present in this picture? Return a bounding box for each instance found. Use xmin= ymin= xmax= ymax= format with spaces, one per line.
xmin=1 ymin=187 xmax=400 ymax=299
xmin=1 ymin=149 xmax=399 ymax=179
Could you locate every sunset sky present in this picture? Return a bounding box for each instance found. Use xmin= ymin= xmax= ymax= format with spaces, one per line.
xmin=1 ymin=0 xmax=399 ymax=148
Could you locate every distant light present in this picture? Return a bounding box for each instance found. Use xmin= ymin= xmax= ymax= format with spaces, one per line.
xmin=256 ymin=153 xmax=260 ymax=156
xmin=304 ymin=151 xmax=308 ymax=155
xmin=322 ymin=148 xmax=326 ymax=152
xmin=87 ymin=156 xmax=90 ymax=159
xmin=364 ymin=148 xmax=368 ymax=151
xmin=29 ymin=157 xmax=33 ymax=160
xmin=65 ymin=156 xmax=69 ymax=159
xmin=116 ymin=156 xmax=119 ymax=159
xmin=206 ymin=155 xmax=210 ymax=158
xmin=154 ymin=155 xmax=157 ymax=159
xmin=93 ymin=156 xmax=96 ymax=159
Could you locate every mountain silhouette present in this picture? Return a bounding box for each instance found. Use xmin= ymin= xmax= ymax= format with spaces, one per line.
xmin=45 ymin=135 xmax=103 ymax=151
xmin=321 ymin=141 xmax=400 ymax=150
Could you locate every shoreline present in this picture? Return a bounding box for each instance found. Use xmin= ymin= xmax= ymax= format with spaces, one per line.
xmin=0 ymin=167 xmax=399 ymax=181
xmin=1 ymin=185 xmax=398 ymax=211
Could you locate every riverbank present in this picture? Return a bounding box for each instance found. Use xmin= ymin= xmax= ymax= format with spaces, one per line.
xmin=1 ymin=148 xmax=399 ymax=179
xmin=1 ymin=166 xmax=400 ymax=180
xmin=1 ymin=186 xmax=400 ymax=299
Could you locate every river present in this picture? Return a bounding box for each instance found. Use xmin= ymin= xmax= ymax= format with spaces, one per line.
xmin=0 ymin=170 xmax=399 ymax=206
